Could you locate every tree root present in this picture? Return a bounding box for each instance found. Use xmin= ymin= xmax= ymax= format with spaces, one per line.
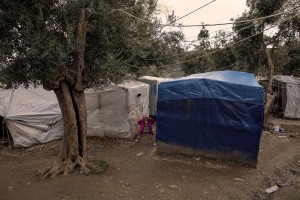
xmin=41 ymin=157 xmax=96 ymax=180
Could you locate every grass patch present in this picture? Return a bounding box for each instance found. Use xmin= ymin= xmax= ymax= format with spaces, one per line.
xmin=92 ymin=159 xmax=109 ymax=174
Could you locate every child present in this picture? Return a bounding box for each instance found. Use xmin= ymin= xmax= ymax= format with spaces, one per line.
xmin=136 ymin=115 xmax=156 ymax=146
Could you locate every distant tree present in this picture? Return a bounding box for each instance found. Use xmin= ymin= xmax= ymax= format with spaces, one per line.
xmin=197 ymin=25 xmax=211 ymax=50
xmin=233 ymin=0 xmax=300 ymax=125
xmin=282 ymin=40 xmax=300 ymax=76
xmin=0 ymin=0 xmax=184 ymax=178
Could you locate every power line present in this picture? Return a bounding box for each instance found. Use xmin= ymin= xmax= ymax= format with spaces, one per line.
xmin=116 ymin=6 xmax=300 ymax=28
xmin=115 ymin=9 xmax=152 ymax=23
xmin=157 ymin=14 xmax=299 ymax=68
xmin=165 ymin=7 xmax=300 ymax=28
xmin=170 ymin=0 xmax=217 ymax=24
xmin=183 ymin=21 xmax=256 ymax=43
xmin=147 ymin=7 xmax=299 ymax=61
xmin=147 ymin=20 xmax=263 ymax=61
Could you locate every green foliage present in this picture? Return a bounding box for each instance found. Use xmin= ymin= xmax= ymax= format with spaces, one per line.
xmin=282 ymin=40 xmax=300 ymax=76
xmin=0 ymin=0 xmax=185 ymax=88
xmin=233 ymin=0 xmax=300 ymax=74
xmin=92 ymin=159 xmax=109 ymax=174
xmin=182 ymin=51 xmax=214 ymax=75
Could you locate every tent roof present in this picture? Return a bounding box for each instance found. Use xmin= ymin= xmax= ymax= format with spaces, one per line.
xmin=85 ymin=80 xmax=148 ymax=93
xmin=180 ymin=71 xmax=261 ymax=87
xmin=137 ymin=76 xmax=173 ymax=82
xmin=158 ymin=70 xmax=264 ymax=104
xmin=274 ymin=75 xmax=300 ymax=85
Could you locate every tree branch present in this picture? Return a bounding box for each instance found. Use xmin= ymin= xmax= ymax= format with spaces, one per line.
xmin=73 ymin=0 xmax=98 ymax=91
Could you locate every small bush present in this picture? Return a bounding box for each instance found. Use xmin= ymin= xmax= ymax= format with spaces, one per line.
xmin=92 ymin=160 xmax=109 ymax=174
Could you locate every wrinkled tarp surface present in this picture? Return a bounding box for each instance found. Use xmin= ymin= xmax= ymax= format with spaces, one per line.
xmin=156 ymin=71 xmax=264 ymax=161
xmin=86 ymin=81 xmax=149 ymax=138
xmin=0 ymin=81 xmax=149 ymax=147
xmin=274 ymin=75 xmax=300 ymax=118
xmin=0 ymin=87 xmax=63 ymax=147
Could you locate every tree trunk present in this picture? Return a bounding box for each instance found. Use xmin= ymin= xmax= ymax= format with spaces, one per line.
xmin=262 ymin=41 xmax=277 ymax=127
xmin=42 ymin=1 xmax=98 ymax=179
xmin=42 ymin=81 xmax=94 ymax=179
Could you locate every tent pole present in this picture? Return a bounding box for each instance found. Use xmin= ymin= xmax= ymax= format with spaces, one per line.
xmin=2 ymin=120 xmax=4 ymax=141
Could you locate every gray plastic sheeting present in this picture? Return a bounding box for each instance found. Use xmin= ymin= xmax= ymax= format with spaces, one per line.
xmin=0 ymin=81 xmax=149 ymax=147
xmin=274 ymin=75 xmax=300 ymax=118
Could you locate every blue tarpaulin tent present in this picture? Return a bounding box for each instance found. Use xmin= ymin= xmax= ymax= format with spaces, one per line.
xmin=156 ymin=71 xmax=264 ymax=163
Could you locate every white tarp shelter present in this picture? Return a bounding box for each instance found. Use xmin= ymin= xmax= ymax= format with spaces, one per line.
xmin=0 ymin=81 xmax=149 ymax=147
xmin=86 ymin=80 xmax=149 ymax=138
xmin=137 ymin=76 xmax=172 ymax=116
xmin=0 ymin=87 xmax=63 ymax=147
xmin=274 ymin=75 xmax=300 ymax=118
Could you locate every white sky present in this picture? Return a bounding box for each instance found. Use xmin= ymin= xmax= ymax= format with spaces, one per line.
xmin=157 ymin=0 xmax=248 ymax=39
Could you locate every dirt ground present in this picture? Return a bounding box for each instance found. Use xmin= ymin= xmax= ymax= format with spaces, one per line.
xmin=1 ymin=118 xmax=300 ymax=200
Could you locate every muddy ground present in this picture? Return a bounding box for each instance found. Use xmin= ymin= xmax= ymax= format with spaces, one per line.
xmin=0 ymin=118 xmax=300 ymax=200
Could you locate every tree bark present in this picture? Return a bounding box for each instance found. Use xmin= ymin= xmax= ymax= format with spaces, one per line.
xmin=42 ymin=81 xmax=93 ymax=179
xmin=42 ymin=1 xmax=98 ymax=179
xmin=262 ymin=41 xmax=277 ymax=127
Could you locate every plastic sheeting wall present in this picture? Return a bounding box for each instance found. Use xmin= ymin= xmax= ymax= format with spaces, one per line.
xmin=86 ymin=81 xmax=149 ymax=138
xmin=274 ymin=75 xmax=300 ymax=118
xmin=0 ymin=81 xmax=149 ymax=147
xmin=156 ymin=71 xmax=264 ymax=162
xmin=0 ymin=87 xmax=63 ymax=147
xmin=137 ymin=76 xmax=172 ymax=116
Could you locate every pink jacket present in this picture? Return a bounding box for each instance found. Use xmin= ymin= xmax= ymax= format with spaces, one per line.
xmin=137 ymin=116 xmax=155 ymax=136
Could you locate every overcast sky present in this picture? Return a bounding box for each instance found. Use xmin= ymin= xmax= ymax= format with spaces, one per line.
xmin=157 ymin=0 xmax=248 ymax=39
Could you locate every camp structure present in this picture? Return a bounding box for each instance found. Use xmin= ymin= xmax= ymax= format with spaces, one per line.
xmin=137 ymin=76 xmax=172 ymax=117
xmin=156 ymin=71 xmax=265 ymax=165
xmin=273 ymin=75 xmax=300 ymax=118
xmin=0 ymin=81 xmax=149 ymax=147
xmin=85 ymin=80 xmax=149 ymax=138
xmin=0 ymin=86 xmax=63 ymax=147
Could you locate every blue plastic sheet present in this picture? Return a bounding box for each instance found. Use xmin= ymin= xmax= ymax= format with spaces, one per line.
xmin=156 ymin=71 xmax=264 ymax=161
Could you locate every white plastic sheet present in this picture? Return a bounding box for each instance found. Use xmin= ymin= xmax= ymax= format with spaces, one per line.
xmin=0 ymin=81 xmax=150 ymax=147
xmin=0 ymin=86 xmax=63 ymax=147
xmin=137 ymin=76 xmax=172 ymax=116
xmin=86 ymin=81 xmax=149 ymax=138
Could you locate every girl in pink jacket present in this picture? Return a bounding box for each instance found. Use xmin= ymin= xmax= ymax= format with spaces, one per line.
xmin=136 ymin=115 xmax=156 ymax=145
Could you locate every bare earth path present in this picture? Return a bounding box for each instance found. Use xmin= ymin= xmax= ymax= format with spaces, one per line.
xmin=0 ymin=118 xmax=300 ymax=200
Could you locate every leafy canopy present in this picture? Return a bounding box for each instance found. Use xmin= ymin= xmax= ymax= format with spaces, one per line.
xmin=0 ymin=0 xmax=184 ymax=88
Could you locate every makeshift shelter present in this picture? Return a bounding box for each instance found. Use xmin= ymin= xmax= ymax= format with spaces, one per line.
xmin=0 ymin=87 xmax=63 ymax=147
xmin=137 ymin=76 xmax=172 ymax=117
xmin=156 ymin=71 xmax=264 ymax=164
xmin=273 ymin=75 xmax=300 ymax=118
xmin=0 ymin=81 xmax=149 ymax=147
xmin=86 ymin=80 xmax=149 ymax=138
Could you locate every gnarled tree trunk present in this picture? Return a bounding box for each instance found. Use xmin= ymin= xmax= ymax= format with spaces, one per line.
xmin=42 ymin=1 xmax=97 ymax=179
xmin=42 ymin=81 xmax=92 ymax=179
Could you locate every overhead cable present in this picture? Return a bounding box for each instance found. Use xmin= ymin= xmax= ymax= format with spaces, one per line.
xmin=165 ymin=7 xmax=300 ymax=27
xmin=170 ymin=0 xmax=217 ymax=24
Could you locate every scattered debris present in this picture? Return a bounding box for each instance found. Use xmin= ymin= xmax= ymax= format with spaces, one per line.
xmin=9 ymin=186 xmax=13 ymax=190
xmin=159 ymin=188 xmax=165 ymax=193
xmin=136 ymin=152 xmax=144 ymax=157
xmin=278 ymin=136 xmax=288 ymax=139
xmin=168 ymin=185 xmax=179 ymax=189
xmin=26 ymin=182 xmax=31 ymax=186
xmin=234 ymin=178 xmax=244 ymax=181
xmin=265 ymin=185 xmax=279 ymax=194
